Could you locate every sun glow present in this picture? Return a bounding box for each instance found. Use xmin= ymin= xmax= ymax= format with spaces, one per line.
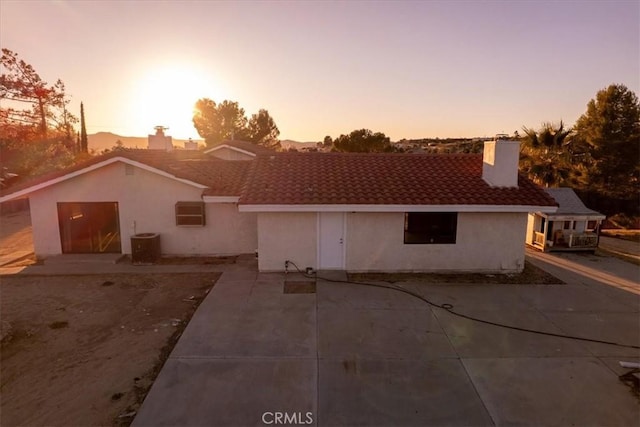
xmin=127 ymin=65 xmax=221 ymax=139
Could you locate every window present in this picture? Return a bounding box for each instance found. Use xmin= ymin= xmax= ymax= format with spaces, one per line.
xmin=404 ymin=212 xmax=457 ymax=244
xmin=563 ymin=221 xmax=571 ymax=230
xmin=587 ymin=220 xmax=597 ymax=231
xmin=175 ymin=202 xmax=205 ymax=226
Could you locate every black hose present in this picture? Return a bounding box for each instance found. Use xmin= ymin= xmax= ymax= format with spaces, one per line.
xmin=286 ymin=261 xmax=640 ymax=350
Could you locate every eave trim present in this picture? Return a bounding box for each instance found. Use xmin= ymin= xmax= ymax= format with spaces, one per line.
xmin=238 ymin=204 xmax=558 ymax=213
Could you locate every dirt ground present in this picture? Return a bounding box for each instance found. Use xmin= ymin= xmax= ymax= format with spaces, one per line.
xmin=0 ymin=210 xmax=34 ymax=258
xmin=0 ymin=272 xmax=219 ymax=426
xmin=349 ymin=261 xmax=565 ymax=284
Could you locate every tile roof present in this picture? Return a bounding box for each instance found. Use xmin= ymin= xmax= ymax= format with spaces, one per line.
xmin=0 ymin=150 xmax=251 ymax=198
xmin=544 ymin=188 xmax=604 ymax=217
xmin=239 ymin=152 xmax=558 ymax=207
xmin=2 ymin=150 xmax=558 ymax=208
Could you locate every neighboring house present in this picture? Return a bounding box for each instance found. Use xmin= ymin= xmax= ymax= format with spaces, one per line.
xmin=526 ymin=187 xmax=605 ymax=252
xmin=204 ymin=140 xmax=273 ymax=161
xmin=0 ymin=138 xmax=557 ymax=273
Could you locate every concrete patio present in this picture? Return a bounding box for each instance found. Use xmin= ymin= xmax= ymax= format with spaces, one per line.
xmin=132 ymin=251 xmax=640 ymax=427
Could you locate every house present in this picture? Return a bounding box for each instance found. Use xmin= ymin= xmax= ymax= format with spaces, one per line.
xmin=204 ymin=139 xmax=273 ymax=161
xmin=238 ymin=140 xmax=557 ymax=272
xmin=0 ymin=149 xmax=257 ymax=257
xmin=525 ymin=187 xmax=605 ymax=252
xmin=0 ymin=138 xmax=557 ymax=273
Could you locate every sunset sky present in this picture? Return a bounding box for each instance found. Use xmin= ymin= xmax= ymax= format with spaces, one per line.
xmin=1 ymin=1 xmax=638 ymax=142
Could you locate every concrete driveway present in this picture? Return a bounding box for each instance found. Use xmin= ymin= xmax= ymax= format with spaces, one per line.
xmin=133 ymin=253 xmax=640 ymax=427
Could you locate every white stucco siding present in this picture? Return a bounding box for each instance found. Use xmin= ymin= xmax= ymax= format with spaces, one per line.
xmin=30 ymin=195 xmax=64 ymax=256
xmin=257 ymin=212 xmax=317 ymax=272
xmin=199 ymin=204 xmax=257 ymax=255
xmin=346 ymin=212 xmax=528 ymax=273
xmin=28 ymin=161 xmax=256 ymax=257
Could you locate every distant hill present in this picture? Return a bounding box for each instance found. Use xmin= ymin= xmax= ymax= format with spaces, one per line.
xmin=280 ymin=139 xmax=319 ymax=151
xmin=88 ymin=132 xmax=203 ymax=152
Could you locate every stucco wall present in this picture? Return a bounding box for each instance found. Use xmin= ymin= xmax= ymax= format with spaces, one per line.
xmin=253 ymin=211 xmax=528 ymax=273
xmin=346 ymin=212 xmax=527 ymax=273
xmin=257 ymin=212 xmax=317 ymax=272
xmin=29 ymin=161 xmax=256 ymax=257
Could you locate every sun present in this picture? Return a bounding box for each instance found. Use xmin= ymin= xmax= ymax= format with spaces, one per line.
xmin=128 ymin=65 xmax=220 ymax=139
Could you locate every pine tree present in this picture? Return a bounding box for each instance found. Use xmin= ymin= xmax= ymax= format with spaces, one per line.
xmin=80 ymin=102 xmax=88 ymax=153
xmin=573 ymin=84 xmax=640 ymax=197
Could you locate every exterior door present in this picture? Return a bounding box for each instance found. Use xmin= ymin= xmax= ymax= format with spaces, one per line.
xmin=318 ymin=212 xmax=345 ymax=270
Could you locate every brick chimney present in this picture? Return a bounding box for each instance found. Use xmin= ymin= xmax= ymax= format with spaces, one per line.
xmin=482 ymin=136 xmax=520 ymax=187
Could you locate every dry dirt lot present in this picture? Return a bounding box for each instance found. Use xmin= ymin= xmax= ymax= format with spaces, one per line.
xmin=0 ymin=272 xmax=219 ymax=426
xmin=0 ymin=210 xmax=34 ymax=262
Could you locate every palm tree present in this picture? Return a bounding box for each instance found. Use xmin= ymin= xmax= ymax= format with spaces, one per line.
xmin=520 ymin=121 xmax=573 ymax=187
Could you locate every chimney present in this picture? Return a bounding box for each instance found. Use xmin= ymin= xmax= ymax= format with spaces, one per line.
xmin=482 ymin=135 xmax=520 ymax=187
xmin=147 ymin=126 xmax=174 ymax=151
xmin=184 ymin=138 xmax=198 ymax=150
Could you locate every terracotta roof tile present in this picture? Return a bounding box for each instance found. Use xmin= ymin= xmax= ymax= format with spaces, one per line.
xmin=239 ymin=152 xmax=558 ymax=207
xmin=2 ymin=150 xmax=558 ymax=208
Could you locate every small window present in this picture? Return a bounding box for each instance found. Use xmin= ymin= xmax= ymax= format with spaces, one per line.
xmin=587 ymin=220 xmax=597 ymax=231
xmin=404 ymin=212 xmax=457 ymax=244
xmin=563 ymin=221 xmax=571 ymax=230
xmin=175 ymin=202 xmax=205 ymax=226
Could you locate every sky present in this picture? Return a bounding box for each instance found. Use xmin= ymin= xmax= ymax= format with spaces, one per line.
xmin=1 ymin=1 xmax=638 ymax=142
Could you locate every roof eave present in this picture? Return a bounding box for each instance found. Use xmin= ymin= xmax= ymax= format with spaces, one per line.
xmin=202 ymin=196 xmax=240 ymax=203
xmin=238 ymin=204 xmax=559 ymax=213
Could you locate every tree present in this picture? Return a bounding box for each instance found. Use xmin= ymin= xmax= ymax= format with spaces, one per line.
xmin=246 ymin=109 xmax=280 ymax=149
xmin=193 ymin=99 xmax=281 ymax=149
xmin=192 ymin=99 xmax=248 ymax=146
xmin=573 ymin=84 xmax=640 ymax=197
xmin=520 ymin=121 xmax=574 ymax=187
xmin=0 ymin=49 xmax=78 ymax=179
xmin=322 ymin=135 xmax=333 ymax=147
xmin=1 ymin=48 xmax=74 ymax=138
xmin=332 ymin=129 xmax=393 ymax=153
xmin=80 ymin=102 xmax=88 ymax=153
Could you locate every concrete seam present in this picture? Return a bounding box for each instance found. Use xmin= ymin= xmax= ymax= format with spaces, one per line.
xmin=458 ymin=358 xmax=498 ymax=426
xmin=432 ymin=307 xmax=497 ymax=426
